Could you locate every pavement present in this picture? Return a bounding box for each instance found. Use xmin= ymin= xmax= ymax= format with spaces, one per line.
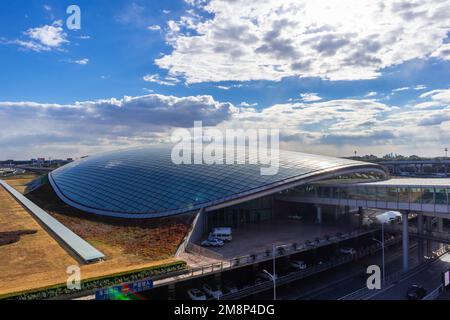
xmin=200 ymin=219 xmax=355 ymax=259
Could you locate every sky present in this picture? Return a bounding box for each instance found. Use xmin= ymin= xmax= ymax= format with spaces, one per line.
xmin=1 ymin=0 xmax=450 ymax=160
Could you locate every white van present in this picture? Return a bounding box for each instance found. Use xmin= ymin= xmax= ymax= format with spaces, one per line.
xmin=209 ymin=227 xmax=232 ymax=242
xmin=376 ymin=211 xmax=402 ymax=224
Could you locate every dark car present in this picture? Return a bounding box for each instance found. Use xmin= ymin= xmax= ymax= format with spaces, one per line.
xmin=406 ymin=285 xmax=427 ymax=300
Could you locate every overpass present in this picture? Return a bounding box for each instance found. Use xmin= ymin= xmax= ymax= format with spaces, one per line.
xmin=379 ymin=160 xmax=450 ymax=176
xmin=276 ymin=177 xmax=450 ymax=273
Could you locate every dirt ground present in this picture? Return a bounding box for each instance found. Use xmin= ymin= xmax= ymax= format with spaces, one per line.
xmin=0 ymin=175 xmax=192 ymax=297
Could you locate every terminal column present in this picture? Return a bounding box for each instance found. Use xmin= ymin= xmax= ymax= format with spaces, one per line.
xmin=417 ymin=214 xmax=424 ymax=262
xmin=316 ymin=206 xmax=322 ymax=224
xmin=402 ymin=211 xmax=409 ymax=273
xmin=426 ymin=216 xmax=433 ymax=257
xmin=438 ymin=217 xmax=444 ymax=250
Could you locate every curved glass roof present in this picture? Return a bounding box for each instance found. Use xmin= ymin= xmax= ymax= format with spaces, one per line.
xmin=49 ymin=145 xmax=387 ymax=218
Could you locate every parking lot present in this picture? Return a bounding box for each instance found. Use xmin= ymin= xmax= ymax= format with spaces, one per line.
xmin=197 ymin=218 xmax=357 ymax=259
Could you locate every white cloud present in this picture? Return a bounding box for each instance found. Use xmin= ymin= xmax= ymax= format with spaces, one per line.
xmin=215 ymin=84 xmax=244 ymax=90
xmin=300 ymin=93 xmax=322 ymax=102
xmin=365 ymin=91 xmax=377 ymax=97
xmin=43 ymin=5 xmax=52 ymax=11
xmin=155 ymin=0 xmax=450 ymax=83
xmin=12 ymin=20 xmax=68 ymax=52
xmin=238 ymin=102 xmax=258 ymax=107
xmin=414 ymin=84 xmax=427 ymax=90
xmin=73 ymin=58 xmax=89 ymax=65
xmin=431 ymin=43 xmax=450 ymax=61
xmin=221 ymin=88 xmax=450 ymax=156
xmin=216 ymin=85 xmax=230 ymax=90
xmin=0 ymin=94 xmax=233 ymax=159
xmin=2 ymin=88 xmax=450 ymax=158
xmin=143 ymin=74 xmax=181 ymax=86
xmin=393 ymin=87 xmax=410 ymax=92
xmin=147 ymin=25 xmax=161 ymax=31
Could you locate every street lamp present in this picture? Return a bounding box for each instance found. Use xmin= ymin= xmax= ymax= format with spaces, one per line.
xmin=262 ymin=244 xmax=277 ymax=301
xmin=445 ymin=148 xmax=448 ymax=158
xmin=371 ymin=222 xmax=385 ymax=287
xmin=262 ymin=269 xmax=276 ymax=301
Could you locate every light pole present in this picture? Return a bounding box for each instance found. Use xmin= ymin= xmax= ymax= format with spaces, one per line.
xmin=262 ymin=269 xmax=276 ymax=301
xmin=262 ymin=244 xmax=277 ymax=300
xmin=445 ymin=148 xmax=448 ymax=158
xmin=372 ymin=222 xmax=385 ymax=287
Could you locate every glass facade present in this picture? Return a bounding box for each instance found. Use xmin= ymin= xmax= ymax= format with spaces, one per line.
xmin=207 ymin=196 xmax=273 ymax=229
xmin=50 ymin=145 xmax=385 ymax=218
xmin=296 ymin=185 xmax=450 ymax=205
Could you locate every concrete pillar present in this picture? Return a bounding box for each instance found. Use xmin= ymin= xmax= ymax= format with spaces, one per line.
xmin=316 ymin=206 xmax=322 ymax=224
xmin=358 ymin=207 xmax=364 ymax=227
xmin=417 ymin=214 xmax=424 ymax=262
xmin=438 ymin=218 xmax=444 ymax=249
xmin=344 ymin=205 xmax=350 ymax=217
xmin=426 ymin=216 xmax=432 ymax=257
xmin=168 ymin=283 xmax=176 ymax=300
xmin=402 ymin=212 xmax=409 ymax=273
xmin=214 ymin=272 xmax=222 ymax=283
xmin=438 ymin=217 xmax=444 ymax=232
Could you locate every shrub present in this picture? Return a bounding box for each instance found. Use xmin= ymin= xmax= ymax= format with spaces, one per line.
xmin=5 ymin=261 xmax=187 ymax=300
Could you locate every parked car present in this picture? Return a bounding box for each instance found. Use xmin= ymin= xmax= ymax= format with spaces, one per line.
xmin=340 ymin=247 xmax=357 ymax=255
xmin=201 ymin=238 xmax=224 ymax=247
xmin=187 ymin=288 xmax=207 ymax=300
xmin=202 ymin=283 xmax=223 ymax=299
xmin=290 ymin=260 xmax=307 ymax=270
xmin=406 ymin=285 xmax=427 ymax=300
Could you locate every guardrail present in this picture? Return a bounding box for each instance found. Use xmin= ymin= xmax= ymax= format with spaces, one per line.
xmin=385 ymin=225 xmax=450 ymax=244
xmin=153 ymin=226 xmax=381 ymax=289
xmin=423 ymin=285 xmax=444 ymax=300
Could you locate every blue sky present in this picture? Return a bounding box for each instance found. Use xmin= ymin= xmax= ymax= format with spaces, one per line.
xmin=1 ymin=0 xmax=450 ymax=159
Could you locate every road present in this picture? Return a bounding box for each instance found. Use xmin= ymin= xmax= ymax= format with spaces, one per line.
xmin=264 ymin=242 xmax=420 ymax=300
xmin=371 ymin=251 xmax=450 ymax=300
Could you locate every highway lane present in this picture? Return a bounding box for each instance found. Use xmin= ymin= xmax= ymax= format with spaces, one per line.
xmin=273 ymin=242 xmax=420 ymax=300
xmin=371 ymin=251 xmax=450 ymax=300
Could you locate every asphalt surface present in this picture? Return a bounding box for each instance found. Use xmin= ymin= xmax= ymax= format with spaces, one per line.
xmin=274 ymin=242 xmax=420 ymax=300
xmin=371 ymin=250 xmax=450 ymax=300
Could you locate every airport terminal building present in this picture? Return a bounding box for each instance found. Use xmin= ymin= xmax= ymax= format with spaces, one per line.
xmin=48 ymin=145 xmax=388 ymax=220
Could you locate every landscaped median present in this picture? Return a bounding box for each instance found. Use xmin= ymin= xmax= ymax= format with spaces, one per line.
xmin=1 ymin=260 xmax=187 ymax=300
